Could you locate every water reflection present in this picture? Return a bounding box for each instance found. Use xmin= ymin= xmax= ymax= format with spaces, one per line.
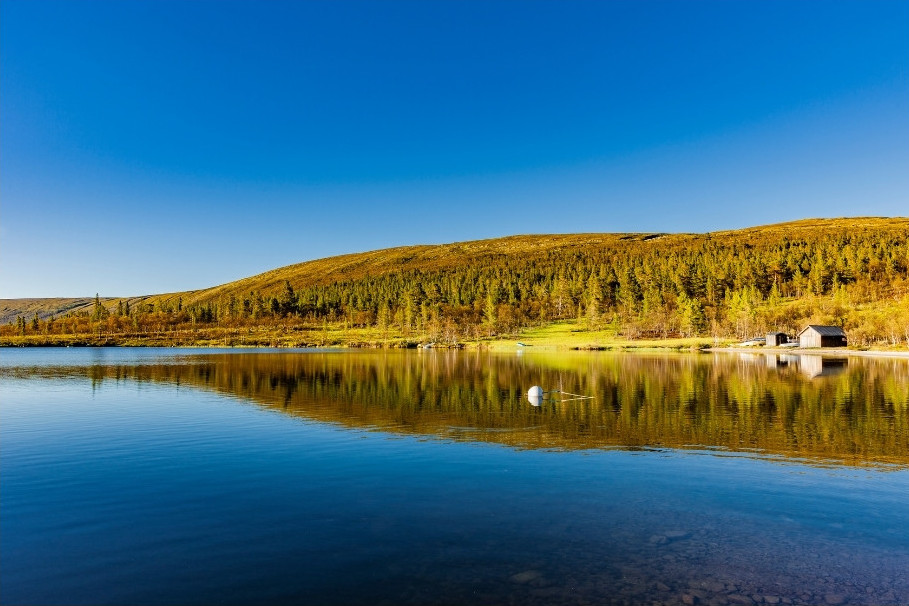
xmin=6 ymin=351 xmax=908 ymax=466
xmin=740 ymin=352 xmax=849 ymax=379
xmin=3 ymin=350 xmax=909 ymax=606
xmin=799 ymin=355 xmax=848 ymax=379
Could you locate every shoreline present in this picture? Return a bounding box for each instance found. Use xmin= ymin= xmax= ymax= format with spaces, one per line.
xmin=3 ymin=339 xmax=909 ymax=359
xmin=706 ymin=347 xmax=909 ymax=359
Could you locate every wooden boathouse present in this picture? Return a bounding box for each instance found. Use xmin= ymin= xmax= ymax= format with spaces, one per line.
xmin=765 ymin=332 xmax=788 ymax=346
xmin=798 ymin=325 xmax=847 ymax=348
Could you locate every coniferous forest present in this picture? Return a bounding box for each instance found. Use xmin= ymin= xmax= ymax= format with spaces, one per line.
xmin=3 ymin=218 xmax=908 ymax=348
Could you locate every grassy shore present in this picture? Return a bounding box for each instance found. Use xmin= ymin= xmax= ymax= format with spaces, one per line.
xmin=0 ymin=319 xmax=725 ymax=350
xmin=4 ymin=319 xmax=907 ymax=354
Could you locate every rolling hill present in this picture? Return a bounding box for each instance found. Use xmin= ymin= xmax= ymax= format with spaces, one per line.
xmin=3 ymin=217 xmax=908 ymax=341
xmin=3 ymin=232 xmax=676 ymax=323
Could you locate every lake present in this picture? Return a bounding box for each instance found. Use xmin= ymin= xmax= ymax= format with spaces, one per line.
xmin=2 ymin=348 xmax=907 ymax=605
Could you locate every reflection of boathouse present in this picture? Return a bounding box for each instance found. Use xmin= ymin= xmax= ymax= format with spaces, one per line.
xmin=764 ymin=353 xmax=790 ymax=368
xmin=798 ymin=325 xmax=847 ymax=348
xmin=800 ymin=355 xmax=848 ymax=379
xmin=740 ymin=352 xmax=849 ymax=380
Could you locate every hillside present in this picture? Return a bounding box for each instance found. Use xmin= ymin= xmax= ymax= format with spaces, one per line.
xmin=0 ymin=298 xmax=102 ymax=326
xmin=3 ymin=217 xmax=908 ymax=347
xmin=131 ymin=216 xmax=909 ymax=310
xmin=1 ymin=232 xmax=684 ymax=324
xmin=147 ymin=233 xmax=674 ymax=306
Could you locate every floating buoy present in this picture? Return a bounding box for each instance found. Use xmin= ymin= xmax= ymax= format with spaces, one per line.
xmin=526 ymin=385 xmax=594 ymax=406
xmin=527 ymin=385 xmax=544 ymax=406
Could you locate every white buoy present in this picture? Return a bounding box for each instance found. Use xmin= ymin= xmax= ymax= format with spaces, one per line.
xmin=528 ymin=386 xmax=544 ymax=399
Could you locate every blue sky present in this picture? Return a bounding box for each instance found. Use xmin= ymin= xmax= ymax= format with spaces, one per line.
xmin=2 ymin=1 xmax=907 ymax=298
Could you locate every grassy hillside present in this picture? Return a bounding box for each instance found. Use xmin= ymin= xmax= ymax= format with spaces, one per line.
xmin=2 ymin=233 xmax=670 ymax=324
xmin=142 ymin=233 xmax=675 ymax=308
xmin=6 ymin=217 xmax=906 ymax=316
xmin=0 ymin=298 xmax=102 ymax=326
xmin=3 ymin=217 xmax=908 ymax=348
xmin=142 ymin=216 xmax=909 ymax=309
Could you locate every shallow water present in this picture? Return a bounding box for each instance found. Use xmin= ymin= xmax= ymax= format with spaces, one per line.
xmin=2 ymin=348 xmax=907 ymax=605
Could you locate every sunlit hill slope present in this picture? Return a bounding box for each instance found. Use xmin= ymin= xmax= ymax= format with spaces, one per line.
xmin=2 ymin=217 xmax=908 ymax=349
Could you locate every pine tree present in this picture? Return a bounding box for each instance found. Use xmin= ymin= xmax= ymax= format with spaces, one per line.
xmin=92 ymin=293 xmax=103 ymax=321
xmin=586 ymin=272 xmax=603 ymax=329
xmin=484 ymin=282 xmax=498 ymax=335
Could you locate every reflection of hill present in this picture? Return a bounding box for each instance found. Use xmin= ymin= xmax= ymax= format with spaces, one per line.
xmin=18 ymin=351 xmax=909 ymax=467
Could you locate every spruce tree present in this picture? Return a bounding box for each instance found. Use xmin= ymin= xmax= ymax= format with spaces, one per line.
xmin=92 ymin=293 xmax=103 ymax=321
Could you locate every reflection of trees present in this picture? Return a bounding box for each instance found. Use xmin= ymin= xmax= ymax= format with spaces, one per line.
xmin=16 ymin=352 xmax=909 ymax=466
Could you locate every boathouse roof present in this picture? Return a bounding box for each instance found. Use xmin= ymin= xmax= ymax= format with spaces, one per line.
xmin=798 ymin=325 xmax=846 ymax=337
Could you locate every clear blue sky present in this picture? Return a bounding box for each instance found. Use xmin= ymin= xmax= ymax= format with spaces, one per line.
xmin=2 ymin=1 xmax=907 ymax=298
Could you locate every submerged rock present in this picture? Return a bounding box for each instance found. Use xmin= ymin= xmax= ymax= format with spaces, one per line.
xmin=699 ymin=580 xmax=726 ymax=593
xmin=509 ymin=570 xmax=542 ymax=584
xmin=649 ymin=534 xmax=669 ymax=545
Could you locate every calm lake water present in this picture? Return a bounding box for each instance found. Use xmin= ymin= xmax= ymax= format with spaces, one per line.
xmin=2 ymin=348 xmax=908 ymax=605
